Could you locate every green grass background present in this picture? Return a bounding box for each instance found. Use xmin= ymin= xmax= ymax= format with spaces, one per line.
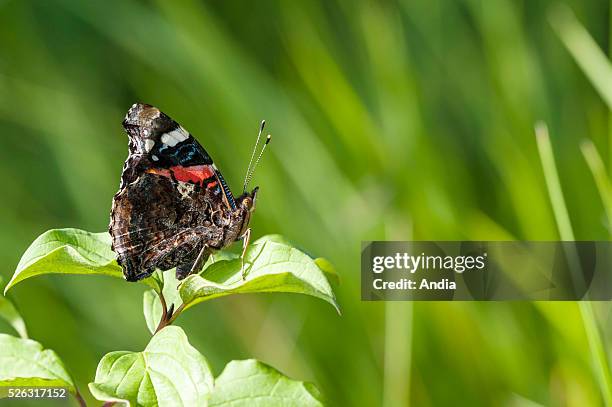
xmin=0 ymin=0 xmax=611 ymax=406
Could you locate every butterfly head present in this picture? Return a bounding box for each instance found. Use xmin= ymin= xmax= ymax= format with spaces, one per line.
xmin=233 ymin=187 xmax=258 ymax=238
xmin=238 ymin=187 xmax=259 ymax=213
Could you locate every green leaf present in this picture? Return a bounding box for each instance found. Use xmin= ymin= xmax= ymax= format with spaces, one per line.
xmin=209 ymin=359 xmax=324 ymax=407
xmin=180 ymin=239 xmax=339 ymax=313
xmin=314 ymin=258 xmax=340 ymax=287
xmin=89 ymin=326 xmax=214 ymax=406
xmin=249 ymin=237 xmax=340 ymax=285
xmin=147 ymin=270 xmax=165 ymax=294
xmin=252 ymin=234 xmax=293 ymax=246
xmin=143 ymin=290 xmax=159 ymax=335
xmin=0 ymin=298 xmax=27 ymax=339
xmin=143 ymin=239 xmax=302 ymax=333
xmin=5 ymin=228 xmax=158 ymax=294
xmin=0 ymin=334 xmax=75 ymax=394
xmin=0 ymin=276 xmax=27 ymax=338
xmin=204 ymin=250 xmax=239 ymax=265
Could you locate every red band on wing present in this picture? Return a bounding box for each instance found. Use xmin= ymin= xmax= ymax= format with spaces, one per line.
xmin=146 ymin=165 xmax=215 ymax=185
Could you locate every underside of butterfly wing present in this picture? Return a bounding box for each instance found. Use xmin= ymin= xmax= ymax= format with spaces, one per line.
xmin=109 ymin=103 xmax=253 ymax=282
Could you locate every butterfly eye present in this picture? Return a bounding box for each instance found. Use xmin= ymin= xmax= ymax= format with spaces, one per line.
xmin=241 ymin=196 xmax=253 ymax=209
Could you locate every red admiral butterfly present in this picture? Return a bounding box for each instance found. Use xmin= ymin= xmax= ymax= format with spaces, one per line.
xmin=109 ymin=103 xmax=270 ymax=282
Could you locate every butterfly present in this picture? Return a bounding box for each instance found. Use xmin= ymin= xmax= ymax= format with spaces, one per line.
xmin=109 ymin=103 xmax=270 ymax=282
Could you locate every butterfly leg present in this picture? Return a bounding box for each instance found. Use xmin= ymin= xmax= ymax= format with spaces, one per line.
xmin=191 ymin=244 xmax=210 ymax=274
xmin=241 ymin=228 xmax=251 ymax=280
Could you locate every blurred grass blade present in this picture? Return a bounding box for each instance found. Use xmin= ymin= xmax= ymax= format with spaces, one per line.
xmin=535 ymin=123 xmax=575 ymax=241
xmin=382 ymin=302 xmax=412 ymax=407
xmin=580 ymin=301 xmax=612 ymax=406
xmin=580 ymin=139 xmax=612 ymax=230
xmin=382 ymin=216 xmax=412 ymax=407
xmin=536 ymin=122 xmax=612 ymax=405
xmin=550 ymin=5 xmax=612 ymax=108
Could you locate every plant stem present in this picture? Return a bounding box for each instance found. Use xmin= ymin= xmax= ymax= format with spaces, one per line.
xmin=159 ymin=290 xmax=168 ymax=320
xmin=75 ymin=389 xmax=87 ymax=407
xmin=154 ymin=291 xmax=169 ymax=334
xmin=167 ymin=303 xmax=186 ymax=325
xmin=153 ymin=289 xmax=187 ymax=333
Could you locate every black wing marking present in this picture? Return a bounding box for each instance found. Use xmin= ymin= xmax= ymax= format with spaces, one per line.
xmin=118 ymin=103 xmax=236 ymax=208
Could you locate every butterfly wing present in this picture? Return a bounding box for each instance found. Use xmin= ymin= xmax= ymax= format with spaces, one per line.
xmin=109 ymin=103 xmax=237 ymax=281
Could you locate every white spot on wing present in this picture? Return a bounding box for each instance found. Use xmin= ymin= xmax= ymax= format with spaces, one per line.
xmin=145 ymin=139 xmax=155 ymax=152
xmin=152 ymin=155 xmax=159 ymax=161
xmin=175 ymin=126 xmax=189 ymax=141
xmin=160 ymin=133 xmax=175 ymax=147
xmin=161 ymin=127 xmax=189 ymax=147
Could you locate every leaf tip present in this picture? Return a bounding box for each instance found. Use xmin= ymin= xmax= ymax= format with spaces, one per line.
xmin=331 ymin=300 xmax=342 ymax=316
xmin=3 ymin=281 xmax=13 ymax=296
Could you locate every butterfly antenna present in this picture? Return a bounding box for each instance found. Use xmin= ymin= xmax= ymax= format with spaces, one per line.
xmin=243 ymin=120 xmax=265 ymax=193
xmin=244 ymin=134 xmax=271 ymax=190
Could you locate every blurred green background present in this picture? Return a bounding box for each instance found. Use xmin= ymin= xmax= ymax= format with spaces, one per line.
xmin=0 ymin=0 xmax=611 ymax=406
